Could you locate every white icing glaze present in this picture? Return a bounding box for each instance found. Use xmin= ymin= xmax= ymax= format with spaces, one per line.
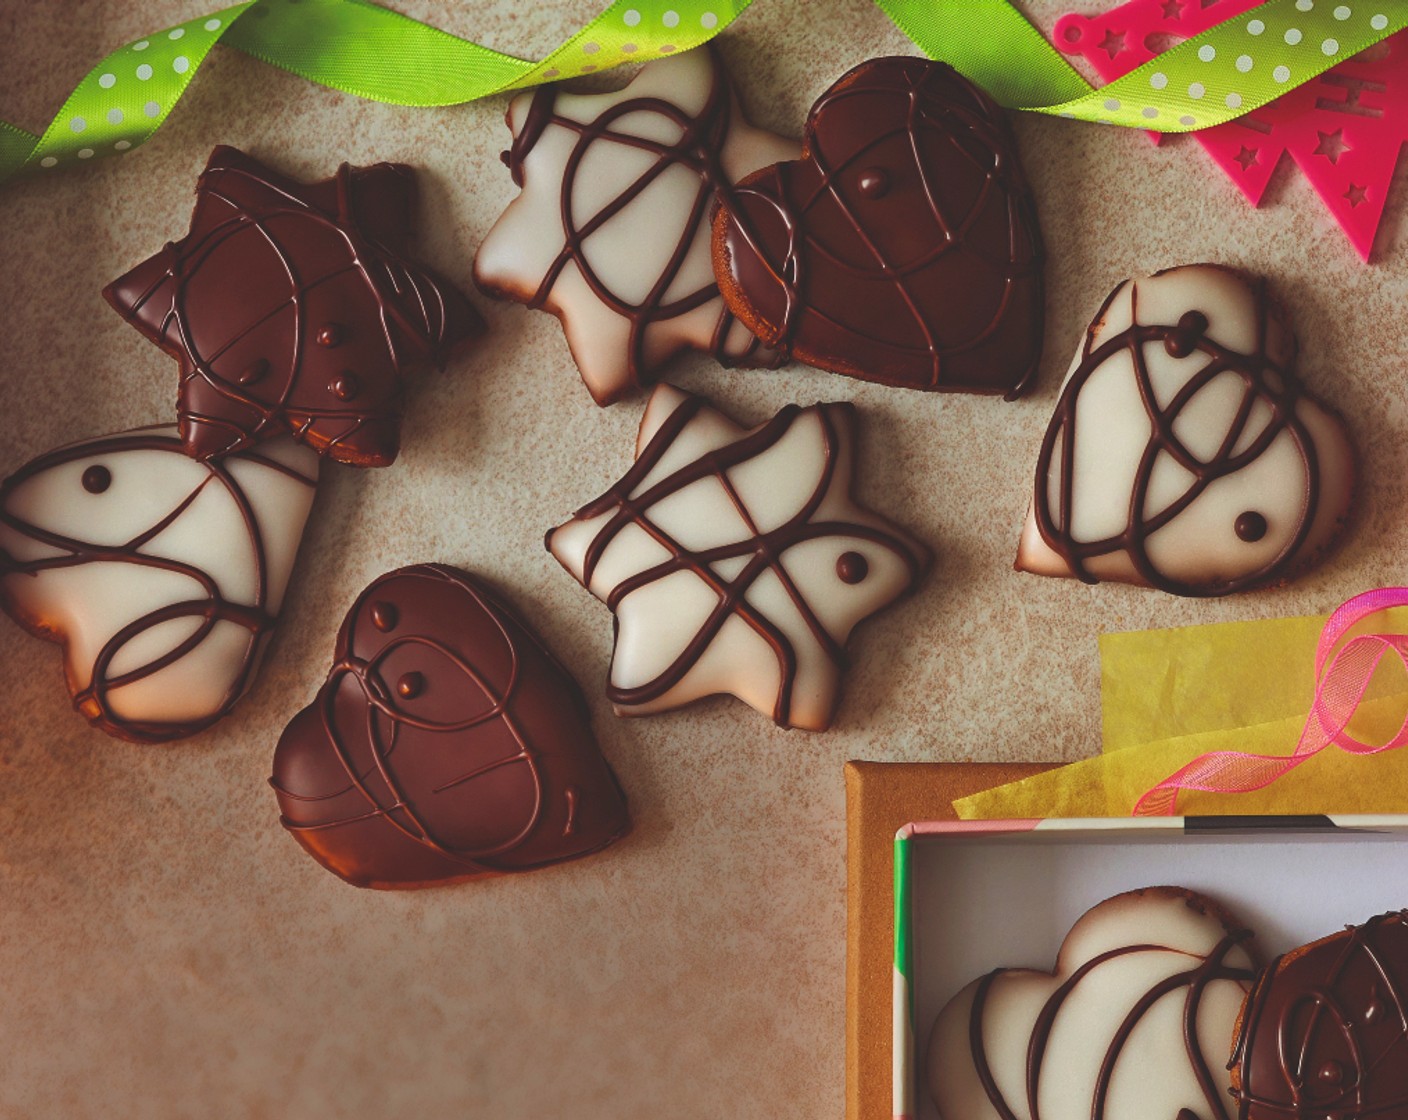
xmin=927 ymin=889 xmax=1257 ymax=1120
xmin=1016 ymin=264 xmax=1355 ymax=594
xmin=473 ymin=49 xmax=800 ymax=405
xmin=547 ymin=384 xmax=929 ymax=731
xmin=0 ymin=425 xmax=319 ymax=740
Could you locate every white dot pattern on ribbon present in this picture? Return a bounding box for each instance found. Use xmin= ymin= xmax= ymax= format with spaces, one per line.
xmin=144 ymin=101 xmax=161 ymax=118
xmin=40 ymin=156 xmax=57 ymax=168
xmin=69 ymin=117 xmax=86 ymax=133
xmin=137 ymin=63 xmax=153 ymax=80
xmin=1296 ymin=0 xmax=1314 ymax=9
xmin=583 ymin=41 xmax=600 ymax=54
xmin=623 ymin=9 xmax=641 ymax=26
xmin=1236 ymin=53 xmax=1254 ymax=71
xmin=701 ymin=11 xmax=717 ymax=27
xmin=1323 ymin=37 xmax=1340 ymax=52
xmin=662 ymin=10 xmax=680 ymax=27
xmin=106 ymin=108 xmax=123 ymax=124
xmin=204 ymin=18 xmax=222 ymax=31
xmin=98 ymin=73 xmax=116 ymax=89
xmin=1142 ymin=107 xmax=1159 ymax=118
xmin=1226 ymin=92 xmax=1243 ymax=107
xmin=1285 ymin=27 xmax=1303 ymax=43
xmin=1188 ymin=81 xmax=1206 ymax=98
xmin=77 ymin=148 xmax=94 ymax=160
xmin=1248 ymin=19 xmax=1265 ymax=33
xmin=1180 ymin=115 xmax=1197 ymax=125
xmin=1334 ymin=5 xmax=1352 ymax=16
xmin=1104 ymin=97 xmax=1121 ymax=110
xmin=133 ymin=40 xmax=149 ymax=51
xmin=1198 ymin=44 xmax=1216 ymax=61
xmin=168 ymin=28 xmax=184 ymax=40
xmin=1371 ymin=14 xmax=1388 ymax=29
xmin=115 ymin=140 xmax=132 ymax=151
xmin=1150 ymin=71 xmax=1168 ymax=89
xmin=173 ymin=56 xmax=190 ymax=73
xmin=1274 ymin=64 xmax=1291 ymax=81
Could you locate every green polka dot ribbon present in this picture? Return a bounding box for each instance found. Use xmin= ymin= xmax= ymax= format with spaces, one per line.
xmin=0 ymin=0 xmax=1403 ymax=184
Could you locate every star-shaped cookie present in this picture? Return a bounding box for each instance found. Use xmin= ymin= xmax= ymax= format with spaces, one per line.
xmin=474 ymin=47 xmax=799 ymax=406
xmin=104 ymin=146 xmax=484 ymax=467
xmin=546 ymin=384 xmax=931 ymax=731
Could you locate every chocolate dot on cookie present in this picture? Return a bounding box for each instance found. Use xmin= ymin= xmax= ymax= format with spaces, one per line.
xmin=370 ymin=602 xmax=398 ymax=632
xmin=81 ymin=465 xmax=112 ymax=494
xmin=836 ymin=551 xmax=869 ymax=584
xmin=330 ymin=373 xmax=359 ymax=401
xmin=315 ymin=323 xmax=344 ymax=348
xmin=396 ymin=671 xmax=424 ymax=699
xmin=1235 ymin=511 xmax=1268 ymax=543
xmin=1164 ymin=309 xmax=1210 ymax=358
xmin=237 ymin=358 xmax=269 ymax=386
xmin=857 ymin=167 xmax=890 ymax=198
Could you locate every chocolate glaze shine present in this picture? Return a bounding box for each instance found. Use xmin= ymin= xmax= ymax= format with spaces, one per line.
xmin=270 ymin=564 xmax=630 ymax=889
xmin=713 ymin=57 xmax=1045 ymax=398
xmin=1230 ymin=912 xmax=1408 ymax=1120
xmin=104 ymin=146 xmax=484 ymax=467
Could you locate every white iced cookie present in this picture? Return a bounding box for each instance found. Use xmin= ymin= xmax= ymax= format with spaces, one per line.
xmin=927 ymin=888 xmax=1258 ymax=1120
xmin=1016 ymin=264 xmax=1355 ymax=596
xmin=546 ymin=384 xmax=930 ymax=731
xmin=0 ymin=425 xmax=319 ymax=743
xmin=474 ymin=46 xmax=800 ymax=405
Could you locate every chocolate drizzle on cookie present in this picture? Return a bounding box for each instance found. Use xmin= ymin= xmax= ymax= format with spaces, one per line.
xmin=714 ymin=56 xmax=1045 ymax=398
xmin=551 ymin=390 xmax=929 ymax=728
xmin=270 ymin=564 xmax=629 ymax=889
xmin=969 ymin=927 xmax=1257 ymax=1120
xmin=103 ymin=146 xmax=483 ymax=467
xmin=1230 ymin=911 xmax=1408 ymax=1120
xmin=501 ymin=47 xmax=781 ymax=395
xmin=0 ymin=426 xmax=317 ymax=743
xmin=1033 ymin=268 xmax=1327 ymax=597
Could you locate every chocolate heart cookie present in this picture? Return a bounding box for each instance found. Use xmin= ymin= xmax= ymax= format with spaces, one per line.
xmin=270 ymin=564 xmax=629 ymax=889
xmin=712 ymin=57 xmax=1044 ymax=398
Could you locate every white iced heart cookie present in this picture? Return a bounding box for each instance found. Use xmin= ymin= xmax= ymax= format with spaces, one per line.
xmin=1016 ymin=264 xmax=1355 ymax=596
xmin=927 ymin=888 xmax=1258 ymax=1120
xmin=474 ymin=46 xmax=800 ymax=406
xmin=0 ymin=425 xmax=319 ymax=743
xmin=546 ymin=384 xmax=931 ymax=731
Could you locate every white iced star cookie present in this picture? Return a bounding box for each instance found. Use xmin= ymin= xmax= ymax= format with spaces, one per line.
xmin=546 ymin=384 xmax=931 ymax=731
xmin=474 ymin=47 xmax=800 ymax=405
xmin=0 ymin=425 xmax=319 ymax=742
xmin=927 ymin=888 xmax=1259 ymax=1120
xmin=1016 ymin=264 xmax=1355 ymax=596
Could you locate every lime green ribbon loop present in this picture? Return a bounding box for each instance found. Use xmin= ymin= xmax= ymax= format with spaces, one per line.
xmin=1 ymin=0 xmax=1404 ymax=186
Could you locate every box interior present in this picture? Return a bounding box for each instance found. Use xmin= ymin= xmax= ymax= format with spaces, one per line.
xmin=909 ymin=825 xmax=1408 ymax=1120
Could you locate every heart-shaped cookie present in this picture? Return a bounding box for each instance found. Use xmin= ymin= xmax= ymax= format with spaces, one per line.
xmin=270 ymin=564 xmax=630 ymax=889
xmin=712 ymin=57 xmax=1045 ymax=398
xmin=0 ymin=424 xmax=319 ymax=742
xmin=927 ymin=888 xmax=1258 ymax=1120
xmin=104 ymin=146 xmax=484 ymax=467
xmin=1230 ymin=911 xmax=1408 ymax=1120
xmin=1016 ymin=264 xmax=1356 ymax=596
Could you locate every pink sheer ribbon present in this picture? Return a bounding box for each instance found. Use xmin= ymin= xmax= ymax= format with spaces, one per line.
xmin=1134 ymin=587 xmax=1408 ymax=817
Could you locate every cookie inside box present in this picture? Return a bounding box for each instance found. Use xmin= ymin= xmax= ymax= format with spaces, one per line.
xmin=899 ymin=818 xmax=1408 ymax=1120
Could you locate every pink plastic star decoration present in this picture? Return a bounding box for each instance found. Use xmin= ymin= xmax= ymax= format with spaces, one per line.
xmin=1053 ymin=0 xmax=1408 ymax=260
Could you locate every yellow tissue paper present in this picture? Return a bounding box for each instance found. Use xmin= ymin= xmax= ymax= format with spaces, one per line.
xmin=956 ymin=609 xmax=1408 ymax=819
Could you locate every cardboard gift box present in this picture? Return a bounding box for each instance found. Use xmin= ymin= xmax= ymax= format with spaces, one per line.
xmin=845 ymin=761 xmax=1408 ymax=1120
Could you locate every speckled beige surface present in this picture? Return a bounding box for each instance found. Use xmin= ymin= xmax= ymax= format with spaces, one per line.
xmin=0 ymin=3 xmax=1405 ymax=1118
